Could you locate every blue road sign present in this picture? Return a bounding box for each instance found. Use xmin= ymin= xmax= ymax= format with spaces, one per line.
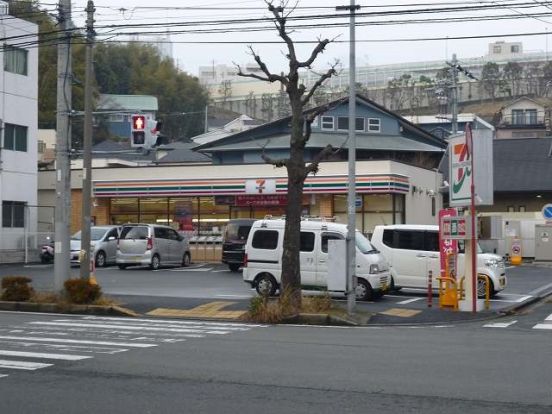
xmin=542 ymin=204 xmax=552 ymax=220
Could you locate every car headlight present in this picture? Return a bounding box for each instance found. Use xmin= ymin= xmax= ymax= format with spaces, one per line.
xmin=484 ymin=258 xmax=499 ymax=268
xmin=369 ymin=264 xmax=379 ymax=274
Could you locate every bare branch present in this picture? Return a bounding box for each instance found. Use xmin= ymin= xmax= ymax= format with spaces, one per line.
xmin=304 ymin=145 xmax=337 ymax=177
xmin=267 ymin=1 xmax=297 ymax=64
xmin=235 ymin=47 xmax=287 ymax=85
xmin=301 ymin=62 xmax=339 ymax=106
xmin=261 ymin=152 xmax=288 ymax=168
xmin=298 ymin=38 xmax=330 ymax=69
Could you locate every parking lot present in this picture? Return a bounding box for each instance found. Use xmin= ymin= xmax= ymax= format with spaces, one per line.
xmin=1 ymin=259 xmax=551 ymax=324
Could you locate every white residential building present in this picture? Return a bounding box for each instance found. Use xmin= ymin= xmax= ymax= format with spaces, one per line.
xmin=0 ymin=5 xmax=39 ymax=254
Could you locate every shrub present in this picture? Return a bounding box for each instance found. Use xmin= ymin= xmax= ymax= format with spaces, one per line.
xmin=1 ymin=276 xmax=34 ymax=302
xmin=302 ymin=293 xmax=333 ymax=313
xmin=64 ymin=279 xmax=102 ymax=304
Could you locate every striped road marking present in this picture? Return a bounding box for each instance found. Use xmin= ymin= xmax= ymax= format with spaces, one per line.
xmin=0 ymin=350 xmax=91 ymax=361
xmin=0 ymin=360 xmax=53 ymax=371
xmin=80 ymin=316 xmax=266 ymax=328
xmin=0 ymin=336 xmax=157 ymax=348
xmin=533 ymin=323 xmax=552 ymax=330
xmin=396 ymin=297 xmax=424 ymax=305
xmin=533 ymin=313 xmax=552 ymax=330
xmin=483 ymin=321 xmax=518 ymax=328
xmin=29 ymin=321 xmax=232 ymax=335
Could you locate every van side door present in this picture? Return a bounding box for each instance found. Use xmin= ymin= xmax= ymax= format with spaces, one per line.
xmin=104 ymin=227 xmax=119 ymax=264
xmin=154 ymin=227 xmax=171 ymax=262
xmin=392 ymin=230 xmax=427 ymax=288
xmin=299 ymin=231 xmax=317 ymax=288
xmin=317 ymin=232 xmax=344 ymax=286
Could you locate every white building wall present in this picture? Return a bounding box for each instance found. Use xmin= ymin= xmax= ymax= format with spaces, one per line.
xmin=0 ymin=15 xmax=38 ymax=250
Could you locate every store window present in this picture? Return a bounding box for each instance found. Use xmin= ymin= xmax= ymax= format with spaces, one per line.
xmin=110 ymin=198 xmax=139 ymax=224
xmin=333 ymin=193 xmax=404 ymax=235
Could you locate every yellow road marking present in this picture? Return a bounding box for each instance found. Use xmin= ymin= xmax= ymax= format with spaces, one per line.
xmin=379 ymin=308 xmax=422 ymax=318
xmin=147 ymin=301 xmax=246 ymax=319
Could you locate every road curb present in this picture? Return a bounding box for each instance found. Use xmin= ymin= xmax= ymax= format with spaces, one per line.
xmin=0 ymin=301 xmax=138 ymax=317
xmin=499 ymin=288 xmax=552 ymax=316
xmin=282 ymin=312 xmax=372 ymax=326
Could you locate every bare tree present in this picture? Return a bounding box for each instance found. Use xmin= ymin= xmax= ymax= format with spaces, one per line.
xmin=236 ymin=1 xmax=338 ymax=311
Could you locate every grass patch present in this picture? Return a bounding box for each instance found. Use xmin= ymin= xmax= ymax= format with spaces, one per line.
xmin=243 ymin=291 xmax=344 ymax=323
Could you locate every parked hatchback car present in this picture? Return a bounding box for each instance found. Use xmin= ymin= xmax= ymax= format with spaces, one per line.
xmin=116 ymin=224 xmax=191 ymax=270
xmin=71 ymin=226 xmax=120 ymax=267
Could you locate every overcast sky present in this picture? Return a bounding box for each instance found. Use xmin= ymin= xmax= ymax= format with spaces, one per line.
xmin=69 ymin=0 xmax=552 ymax=76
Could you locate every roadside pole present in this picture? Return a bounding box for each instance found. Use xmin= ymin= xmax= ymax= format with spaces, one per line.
xmin=79 ymin=1 xmax=95 ymax=281
xmin=337 ymin=0 xmax=360 ymax=316
xmin=54 ymin=0 xmax=72 ymax=291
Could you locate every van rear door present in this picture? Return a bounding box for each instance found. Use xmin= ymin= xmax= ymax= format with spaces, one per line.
xmin=119 ymin=226 xmax=149 ymax=255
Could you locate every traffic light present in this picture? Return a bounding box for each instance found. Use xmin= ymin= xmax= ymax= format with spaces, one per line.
xmin=131 ymin=114 xmax=146 ymax=147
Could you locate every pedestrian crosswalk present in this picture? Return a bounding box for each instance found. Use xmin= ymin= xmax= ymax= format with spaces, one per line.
xmin=533 ymin=313 xmax=552 ymax=330
xmin=0 ymin=315 xmax=265 ymax=379
xmin=483 ymin=312 xmax=552 ymax=331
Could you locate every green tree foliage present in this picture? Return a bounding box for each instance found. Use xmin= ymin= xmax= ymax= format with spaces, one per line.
xmin=481 ymin=62 xmax=501 ymax=100
xmin=502 ymin=62 xmax=523 ymax=97
xmin=94 ymin=43 xmax=209 ymax=141
xmin=11 ymin=1 xmax=208 ymax=142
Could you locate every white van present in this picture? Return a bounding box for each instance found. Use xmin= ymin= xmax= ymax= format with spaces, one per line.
xmin=371 ymin=225 xmax=507 ymax=297
xmin=243 ymin=218 xmax=390 ymax=301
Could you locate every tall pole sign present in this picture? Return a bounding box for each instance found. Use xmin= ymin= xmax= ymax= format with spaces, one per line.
xmin=448 ymin=123 xmax=480 ymax=313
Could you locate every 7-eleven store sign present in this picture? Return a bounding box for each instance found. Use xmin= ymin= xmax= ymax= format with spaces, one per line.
xmin=449 ymin=134 xmax=472 ymax=207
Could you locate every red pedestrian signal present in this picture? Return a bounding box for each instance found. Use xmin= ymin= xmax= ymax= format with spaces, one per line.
xmin=131 ymin=115 xmax=145 ymax=131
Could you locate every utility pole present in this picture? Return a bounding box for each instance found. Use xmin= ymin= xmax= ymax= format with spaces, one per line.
xmin=451 ymin=53 xmax=459 ymax=135
xmin=337 ymin=1 xmax=360 ymax=316
xmin=79 ymin=1 xmax=95 ymax=280
xmin=54 ymin=0 xmax=72 ymax=291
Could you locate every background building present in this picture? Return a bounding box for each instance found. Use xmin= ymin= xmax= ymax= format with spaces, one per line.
xmin=0 ymin=4 xmax=39 ymax=260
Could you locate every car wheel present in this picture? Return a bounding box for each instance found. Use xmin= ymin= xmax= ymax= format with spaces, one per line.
xmin=95 ymin=251 xmax=106 ymax=268
xmin=229 ymin=263 xmax=241 ymax=272
xmin=150 ymin=254 xmax=161 ymax=270
xmin=255 ymin=274 xmax=277 ymax=297
xmin=182 ymin=252 xmax=191 ymax=267
xmin=118 ymin=264 xmax=127 ymax=270
xmin=355 ymin=278 xmax=374 ymax=301
xmin=477 ymin=276 xmax=494 ymax=298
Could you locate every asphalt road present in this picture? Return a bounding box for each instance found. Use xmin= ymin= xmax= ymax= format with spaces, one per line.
xmin=0 ymin=306 xmax=550 ymax=413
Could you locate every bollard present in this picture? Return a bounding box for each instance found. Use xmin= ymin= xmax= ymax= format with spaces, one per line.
xmin=427 ymin=270 xmax=433 ymax=308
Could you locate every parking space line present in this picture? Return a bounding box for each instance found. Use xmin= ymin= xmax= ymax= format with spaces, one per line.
xmin=396 ymin=297 xmax=424 ymax=305
xmin=167 ymin=268 xmax=213 ymax=272
xmin=533 ymin=323 xmax=552 ymax=330
xmin=483 ymin=321 xmax=517 ymax=328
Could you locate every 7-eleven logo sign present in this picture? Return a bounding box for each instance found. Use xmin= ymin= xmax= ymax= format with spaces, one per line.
xmin=449 ymin=135 xmax=472 ymax=206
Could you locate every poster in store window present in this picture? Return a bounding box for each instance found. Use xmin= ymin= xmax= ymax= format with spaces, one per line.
xmin=174 ymin=201 xmax=194 ymax=232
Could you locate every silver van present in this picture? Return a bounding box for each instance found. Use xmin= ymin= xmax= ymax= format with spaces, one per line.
xmin=71 ymin=226 xmax=120 ymax=267
xmin=116 ymin=224 xmax=191 ymax=270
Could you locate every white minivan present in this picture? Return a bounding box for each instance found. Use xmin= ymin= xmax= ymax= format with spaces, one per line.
xmin=243 ymin=218 xmax=390 ymax=301
xmin=371 ymin=225 xmax=507 ymax=297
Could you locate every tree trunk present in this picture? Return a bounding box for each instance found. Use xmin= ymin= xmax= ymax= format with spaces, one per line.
xmin=280 ymin=97 xmax=306 ymax=312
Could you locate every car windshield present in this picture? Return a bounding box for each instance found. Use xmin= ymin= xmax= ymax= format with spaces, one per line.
xmin=71 ymin=228 xmax=107 ymax=241
xmin=355 ymin=232 xmax=377 ymax=254
xmin=457 ymin=240 xmax=484 ymax=254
